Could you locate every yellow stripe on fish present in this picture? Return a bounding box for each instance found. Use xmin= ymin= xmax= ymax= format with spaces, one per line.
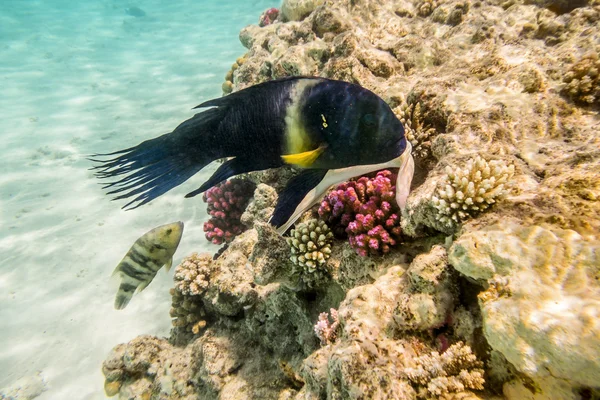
xmin=112 ymin=221 xmax=184 ymax=310
xmin=282 ymin=79 xmax=320 ymax=167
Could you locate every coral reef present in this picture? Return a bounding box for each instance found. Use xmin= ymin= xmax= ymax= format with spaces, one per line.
xmin=562 ymin=51 xmax=600 ymax=106
xmin=431 ymin=156 xmax=515 ymax=229
xmin=448 ymin=220 xmax=600 ymax=388
xmin=202 ymin=178 xmax=256 ymax=245
xmin=222 ymin=55 xmax=247 ymax=94
xmin=259 ymin=8 xmax=279 ymax=27
xmin=313 ymin=308 xmax=339 ymax=345
xmin=286 ymin=218 xmax=333 ymax=288
xmin=403 ymin=342 xmax=485 ymax=398
xmin=102 ymin=0 xmax=600 ymax=398
xmin=319 ymin=170 xmax=403 ymax=256
xmin=393 ymin=96 xmax=438 ymax=162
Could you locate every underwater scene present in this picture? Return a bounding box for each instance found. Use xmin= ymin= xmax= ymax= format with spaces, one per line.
xmin=1 ymin=0 xmax=599 ymax=399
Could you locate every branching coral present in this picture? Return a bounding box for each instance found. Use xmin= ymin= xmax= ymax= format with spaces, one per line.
xmin=174 ymin=252 xmax=213 ymax=296
xmin=170 ymin=253 xmax=213 ymax=336
xmin=287 ymin=219 xmax=333 ymax=287
xmin=314 ymin=308 xmax=339 ymax=345
xmin=394 ymin=97 xmax=437 ymax=161
xmin=403 ymin=342 xmax=485 ymax=398
xmin=259 ymin=8 xmax=279 ymax=27
xmin=319 ymin=170 xmax=402 ymax=256
xmin=431 ymin=156 xmax=515 ymax=228
xmin=203 ymin=179 xmax=256 ymax=245
xmin=562 ymin=51 xmax=600 ymax=106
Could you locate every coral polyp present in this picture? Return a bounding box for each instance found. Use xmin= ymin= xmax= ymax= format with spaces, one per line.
xmin=203 ymin=179 xmax=256 ymax=245
xmin=319 ymin=170 xmax=402 ymax=256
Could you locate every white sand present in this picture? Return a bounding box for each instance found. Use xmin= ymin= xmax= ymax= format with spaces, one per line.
xmin=0 ymin=0 xmax=275 ymax=398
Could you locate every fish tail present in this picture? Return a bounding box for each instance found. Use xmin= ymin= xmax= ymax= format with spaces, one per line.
xmin=114 ymin=281 xmax=136 ymax=310
xmin=90 ymin=108 xmax=225 ymax=209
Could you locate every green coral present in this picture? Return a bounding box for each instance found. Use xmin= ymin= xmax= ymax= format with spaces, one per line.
xmin=432 ymin=156 xmax=515 ymax=227
xmin=286 ymin=219 xmax=333 ymax=288
xmin=562 ymin=51 xmax=600 ymax=106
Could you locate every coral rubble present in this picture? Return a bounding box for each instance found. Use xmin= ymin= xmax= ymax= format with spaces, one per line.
xmin=103 ymin=0 xmax=600 ymax=398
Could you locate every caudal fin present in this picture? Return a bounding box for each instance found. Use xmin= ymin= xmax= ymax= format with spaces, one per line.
xmin=90 ymin=108 xmax=224 ymax=209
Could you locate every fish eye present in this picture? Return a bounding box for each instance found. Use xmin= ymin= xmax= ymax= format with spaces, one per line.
xmin=362 ymin=113 xmax=376 ymax=127
xmin=166 ymin=229 xmax=172 ymax=235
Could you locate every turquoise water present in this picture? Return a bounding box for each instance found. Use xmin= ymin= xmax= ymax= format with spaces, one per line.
xmin=0 ymin=0 xmax=275 ymax=398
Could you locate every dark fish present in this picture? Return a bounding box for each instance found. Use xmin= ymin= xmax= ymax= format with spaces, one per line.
xmin=125 ymin=6 xmax=146 ymax=17
xmin=91 ymin=77 xmax=414 ymax=233
xmin=112 ymin=221 xmax=183 ymax=310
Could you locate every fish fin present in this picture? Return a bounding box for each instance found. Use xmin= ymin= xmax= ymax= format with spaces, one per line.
xmin=185 ymin=157 xmax=261 ymax=198
xmin=114 ymin=281 xmax=137 ymax=310
xmin=395 ymin=142 xmax=415 ymax=209
xmin=137 ymin=279 xmax=151 ymax=292
xmin=281 ymin=146 xmax=326 ymax=168
xmin=165 ymin=258 xmax=173 ymax=272
xmin=90 ymin=107 xmax=225 ymax=210
xmin=193 ymin=76 xmax=321 ymax=109
xmin=270 ymin=169 xmax=328 ymax=230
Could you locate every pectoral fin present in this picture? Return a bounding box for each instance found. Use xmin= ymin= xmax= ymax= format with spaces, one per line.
xmin=270 ymin=169 xmax=328 ymax=231
xmin=165 ymin=258 xmax=173 ymax=272
xmin=273 ymin=144 xmax=416 ymax=234
xmin=137 ymin=279 xmax=151 ymax=292
xmin=281 ymin=145 xmax=326 ymax=168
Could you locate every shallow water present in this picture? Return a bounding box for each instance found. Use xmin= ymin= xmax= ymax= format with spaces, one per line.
xmin=0 ymin=0 xmax=275 ymax=398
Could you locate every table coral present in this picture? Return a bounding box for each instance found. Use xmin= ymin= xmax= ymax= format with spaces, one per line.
xmin=431 ymin=156 xmax=515 ymax=229
xmin=286 ymin=218 xmax=333 ymax=288
xmin=319 ymin=170 xmax=402 ymax=256
xmin=202 ymin=178 xmax=256 ymax=245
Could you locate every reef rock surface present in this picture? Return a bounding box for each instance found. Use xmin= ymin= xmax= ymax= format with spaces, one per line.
xmin=103 ymin=0 xmax=600 ymax=399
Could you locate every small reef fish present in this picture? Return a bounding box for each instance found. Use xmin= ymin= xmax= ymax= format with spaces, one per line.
xmin=112 ymin=221 xmax=183 ymax=310
xmin=91 ymin=77 xmax=414 ymax=233
xmin=125 ymin=6 xmax=146 ymax=18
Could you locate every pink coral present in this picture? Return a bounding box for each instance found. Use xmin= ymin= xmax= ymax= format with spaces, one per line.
xmin=318 ymin=170 xmax=402 ymax=256
xmin=202 ymin=179 xmax=256 ymax=245
xmin=259 ymin=8 xmax=279 ymax=27
xmin=314 ymin=308 xmax=339 ymax=345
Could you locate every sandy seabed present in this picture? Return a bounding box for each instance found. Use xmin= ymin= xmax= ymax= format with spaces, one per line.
xmin=0 ymin=0 xmax=275 ymax=398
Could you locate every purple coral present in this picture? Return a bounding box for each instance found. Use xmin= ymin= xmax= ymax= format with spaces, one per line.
xmin=318 ymin=170 xmax=402 ymax=256
xmin=259 ymin=8 xmax=279 ymax=27
xmin=202 ymin=179 xmax=256 ymax=245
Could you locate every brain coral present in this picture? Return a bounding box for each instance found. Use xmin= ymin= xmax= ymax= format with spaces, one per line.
xmin=431 ymin=156 xmax=515 ymax=228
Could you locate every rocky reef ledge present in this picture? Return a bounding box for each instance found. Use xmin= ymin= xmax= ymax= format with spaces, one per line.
xmin=103 ymin=0 xmax=600 ymax=398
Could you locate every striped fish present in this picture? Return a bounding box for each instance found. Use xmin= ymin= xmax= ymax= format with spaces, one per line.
xmin=112 ymin=221 xmax=184 ymax=310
